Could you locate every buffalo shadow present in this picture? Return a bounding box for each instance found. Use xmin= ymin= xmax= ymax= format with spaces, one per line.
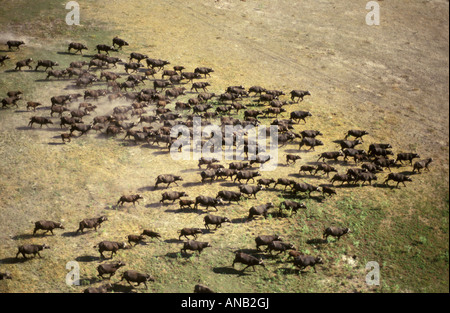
xmin=0 ymin=257 xmax=29 ymax=264
xmin=212 ymin=266 xmax=251 ymax=276
xmin=75 ymin=255 xmax=101 ymax=263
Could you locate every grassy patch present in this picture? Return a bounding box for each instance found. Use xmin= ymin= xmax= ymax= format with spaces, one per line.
xmin=0 ymin=0 xmax=448 ymax=294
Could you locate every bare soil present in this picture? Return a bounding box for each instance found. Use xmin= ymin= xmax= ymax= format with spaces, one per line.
xmin=0 ymin=0 xmax=448 ymax=293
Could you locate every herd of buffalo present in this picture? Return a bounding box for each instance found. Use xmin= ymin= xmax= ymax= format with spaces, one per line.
xmin=0 ymin=37 xmax=433 ymax=293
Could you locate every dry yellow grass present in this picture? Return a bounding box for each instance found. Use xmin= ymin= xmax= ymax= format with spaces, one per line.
xmin=0 ymin=0 xmax=448 ymax=293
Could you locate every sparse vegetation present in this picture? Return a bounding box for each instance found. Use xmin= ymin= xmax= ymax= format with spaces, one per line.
xmin=0 ymin=0 xmax=448 ymax=294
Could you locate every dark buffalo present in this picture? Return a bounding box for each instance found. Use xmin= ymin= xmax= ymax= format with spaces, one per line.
xmin=215 ymin=168 xmax=238 ymax=181
xmin=70 ymin=123 xmax=91 ymax=136
xmin=204 ymin=214 xmax=230 ymax=230
xmin=194 ymin=284 xmax=215 ymax=293
xmin=293 ymin=255 xmax=323 ymax=273
xmin=323 ymin=227 xmax=351 ymax=241
xmin=97 ymin=261 xmax=126 ymax=279
xmin=35 ymin=60 xmax=59 ymax=71
xmin=413 ymin=158 xmax=433 ymax=173
xmin=234 ymin=171 xmax=261 ymax=184
xmin=330 ymin=173 xmax=353 ymax=185
xmin=194 ymin=67 xmax=214 ymax=78
xmin=286 ymin=154 xmax=302 ymax=165
xmin=229 ymin=162 xmax=250 ymax=171
xmin=290 ymin=110 xmax=312 ymax=123
xmin=279 ymin=200 xmax=306 ymax=215
xmin=274 ymin=178 xmax=295 ymax=191
xmin=113 ymin=36 xmax=129 ymax=49
xmin=181 ymin=240 xmax=211 ymax=255
xmin=248 ymin=203 xmax=274 ymax=220
xmin=129 ymin=52 xmax=149 ymax=63
xmin=194 ymin=196 xmax=223 ymax=211
xmin=7 ymin=40 xmax=25 ymax=50
xmin=216 ymin=190 xmax=241 ymax=204
xmin=354 ymin=172 xmax=377 ymax=185
xmin=321 ymin=186 xmax=337 ymax=197
xmin=336 ymin=139 xmax=363 ymax=150
xmin=15 ymin=58 xmax=33 ymax=71
xmin=200 ymin=169 xmax=218 ymax=184
xmin=178 ymin=228 xmax=203 ymax=241
xmin=257 ymin=178 xmax=276 ymax=188
xmin=265 ymin=241 xmax=296 ymax=256
xmin=369 ymin=147 xmax=394 ymax=158
xmin=345 ymin=129 xmax=369 ymax=141
xmin=117 ymin=194 xmax=143 ymax=207
xmin=232 ymin=252 xmax=265 ymax=272
xmin=299 ymin=165 xmax=317 ymax=175
xmin=28 ymin=116 xmax=53 ymax=128
xmin=68 ymin=42 xmax=88 ymax=54
xmin=134 ymin=229 xmax=157 ymax=241
xmin=239 ymin=184 xmax=264 ymax=198
xmin=290 ymin=90 xmax=311 ymax=102
xmin=300 ymin=130 xmax=322 ymax=138
xmin=125 ymin=234 xmax=145 ymax=247
xmin=96 ymin=44 xmax=118 ymax=55
xmin=16 ymin=244 xmax=50 ymax=259
xmin=317 ymin=151 xmax=344 ymax=162
xmin=383 ymin=173 xmax=412 ymax=188
xmin=179 ymin=199 xmax=195 ymax=210
xmin=120 ymin=270 xmax=155 ymax=289
xmin=124 ymin=62 xmax=143 ymax=73
xmin=0 ymin=55 xmax=10 ymax=66
xmin=255 ymin=235 xmax=283 ymax=251
xmin=155 ymin=174 xmax=183 ymax=188
xmin=314 ymin=163 xmax=338 ymax=177
xmin=291 ymin=182 xmax=320 ymax=196
xmin=33 ymin=220 xmax=64 ymax=236
xmin=95 ymin=241 xmax=127 ymax=259
xmin=160 ymin=191 xmax=188 ymax=203
xmin=76 ymin=216 xmax=108 ymax=234
xmin=298 ymin=137 xmax=323 ymax=151
xmin=395 ymin=153 xmax=420 ymax=165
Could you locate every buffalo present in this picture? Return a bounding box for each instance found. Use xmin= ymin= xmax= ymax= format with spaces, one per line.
xmin=194 ymin=196 xmax=223 ymax=211
xmin=232 ymin=252 xmax=265 ymax=272
xmin=204 ymin=214 xmax=231 ymax=230
xmin=293 ymin=255 xmax=323 ymax=273
xmin=383 ymin=173 xmax=412 ymax=188
xmin=178 ymin=228 xmax=203 ymax=241
xmin=265 ymin=241 xmax=296 ymax=256
xmin=33 ymin=220 xmax=64 ymax=236
xmin=323 ymin=227 xmax=351 ymax=241
xmin=120 ymin=270 xmax=155 ymax=289
xmin=160 ymin=191 xmax=188 ymax=203
xmin=95 ymin=241 xmax=127 ymax=259
xmin=248 ymin=203 xmax=274 ymax=220
xmin=255 ymin=235 xmax=282 ymax=251
xmin=181 ymin=240 xmax=211 ymax=255
xmin=239 ymin=184 xmax=264 ymax=199
xmin=290 ymin=90 xmax=311 ymax=102
xmin=97 ymin=261 xmax=126 ymax=279
xmin=279 ymin=200 xmax=306 ymax=215
xmin=117 ymin=194 xmax=143 ymax=207
xmin=413 ymin=158 xmax=433 ymax=173
xmin=155 ymin=174 xmax=183 ymax=188
xmin=16 ymin=244 xmax=50 ymax=259
xmin=76 ymin=216 xmax=108 ymax=234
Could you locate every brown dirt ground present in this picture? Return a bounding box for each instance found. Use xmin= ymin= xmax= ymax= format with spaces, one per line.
xmin=0 ymin=0 xmax=448 ymax=293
